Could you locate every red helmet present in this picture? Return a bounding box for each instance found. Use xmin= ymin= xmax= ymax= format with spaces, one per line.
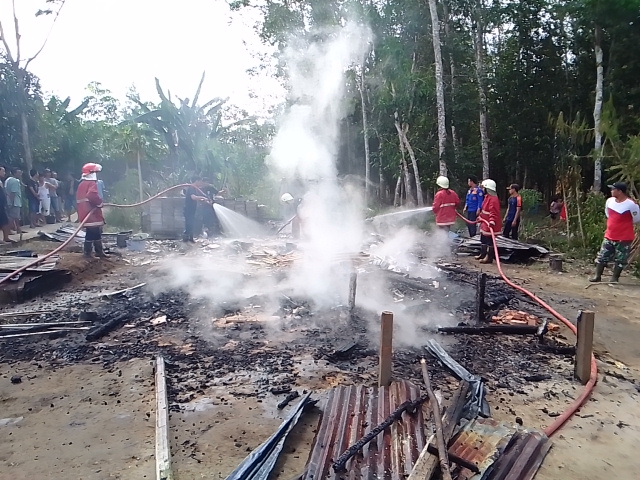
xmin=82 ymin=163 xmax=102 ymax=175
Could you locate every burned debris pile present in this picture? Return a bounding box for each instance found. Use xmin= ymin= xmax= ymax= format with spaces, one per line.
xmin=0 ymin=256 xmax=577 ymax=479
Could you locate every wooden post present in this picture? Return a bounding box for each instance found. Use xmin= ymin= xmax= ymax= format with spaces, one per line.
xmin=378 ymin=311 xmax=394 ymax=387
xmin=348 ymin=272 xmax=358 ymax=317
xmin=476 ymin=273 xmax=486 ymax=322
xmin=155 ymin=356 xmax=174 ymax=480
xmin=549 ymin=254 xmax=563 ymax=272
xmin=574 ymin=311 xmax=595 ymax=385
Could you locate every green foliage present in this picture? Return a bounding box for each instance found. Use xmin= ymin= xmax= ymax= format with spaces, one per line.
xmin=103 ymin=170 xmax=143 ymax=231
xmin=572 ymin=192 xmax=607 ymax=254
xmin=519 ymin=189 xmax=543 ymax=212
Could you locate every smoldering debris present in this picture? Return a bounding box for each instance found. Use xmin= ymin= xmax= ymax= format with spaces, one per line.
xmin=0 ymin=257 xmax=573 ymax=418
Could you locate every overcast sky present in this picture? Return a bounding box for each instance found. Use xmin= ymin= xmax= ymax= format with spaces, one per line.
xmin=0 ymin=0 xmax=283 ymax=116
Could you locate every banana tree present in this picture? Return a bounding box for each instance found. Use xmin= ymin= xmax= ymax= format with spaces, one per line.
xmin=131 ymin=73 xmax=234 ymax=177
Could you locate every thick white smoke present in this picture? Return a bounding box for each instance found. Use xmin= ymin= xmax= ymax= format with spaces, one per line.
xmin=268 ymin=23 xmax=372 ymax=307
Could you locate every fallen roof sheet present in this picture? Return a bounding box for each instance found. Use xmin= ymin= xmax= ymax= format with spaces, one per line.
xmin=226 ymin=393 xmax=312 ymax=480
xmin=448 ymin=418 xmax=517 ymax=480
xmin=486 ymin=430 xmax=552 ymax=480
xmin=456 ymin=236 xmax=548 ymax=261
xmin=0 ymin=255 xmax=60 ymax=272
xmin=302 ymin=380 xmax=429 ymax=480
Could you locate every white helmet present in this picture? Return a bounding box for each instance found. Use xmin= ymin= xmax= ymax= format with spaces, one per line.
xmin=481 ymin=179 xmax=497 ymax=192
xmin=280 ymin=193 xmax=294 ymax=203
xmin=436 ymin=176 xmax=450 ymax=189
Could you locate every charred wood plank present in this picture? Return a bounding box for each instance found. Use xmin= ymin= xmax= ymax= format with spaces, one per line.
xmin=85 ymin=312 xmax=130 ymax=341
xmin=332 ymin=394 xmax=428 ymax=473
xmin=476 ymin=273 xmax=487 ymax=322
xmin=420 ymin=359 xmax=453 ymax=480
xmin=408 ymin=382 xmax=471 ymax=480
xmin=425 ymin=444 xmax=480 ymax=473
xmin=438 ymin=325 xmax=539 ymax=335
xmin=277 ymin=391 xmax=300 ymax=409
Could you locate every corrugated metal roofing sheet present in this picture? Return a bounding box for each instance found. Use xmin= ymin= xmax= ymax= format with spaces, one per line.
xmin=448 ymin=418 xmax=517 ymax=480
xmin=486 ymin=430 xmax=552 ymax=480
xmin=303 ymin=380 xmax=429 ymax=480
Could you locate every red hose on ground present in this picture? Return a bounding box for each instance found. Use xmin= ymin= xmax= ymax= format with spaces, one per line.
xmin=456 ymin=211 xmax=597 ymax=436
xmin=0 ymin=183 xmax=206 ymax=288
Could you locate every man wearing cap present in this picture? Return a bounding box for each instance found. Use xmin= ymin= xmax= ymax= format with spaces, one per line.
xmin=503 ymin=184 xmax=522 ymax=240
xmin=463 ymin=175 xmax=483 ymax=237
xmin=590 ymin=182 xmax=640 ymax=283
xmin=432 ymin=176 xmax=460 ymax=231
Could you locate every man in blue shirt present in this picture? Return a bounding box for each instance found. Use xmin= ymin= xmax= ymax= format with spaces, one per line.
xmin=463 ymin=175 xmax=484 ymax=237
xmin=503 ymin=183 xmax=523 ymax=240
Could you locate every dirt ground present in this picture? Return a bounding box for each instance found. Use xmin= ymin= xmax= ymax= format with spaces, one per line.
xmin=462 ymin=256 xmax=640 ymax=480
xmin=1 ymin=243 xmax=640 ymax=479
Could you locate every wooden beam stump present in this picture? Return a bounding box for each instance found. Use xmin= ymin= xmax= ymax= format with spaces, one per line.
xmin=476 ymin=273 xmax=487 ymax=322
xmin=549 ymin=255 xmax=563 ymax=272
xmin=348 ymin=272 xmax=358 ymax=317
xmin=378 ymin=311 xmax=394 ymax=387
xmin=574 ymin=311 xmax=595 ymax=385
xmin=155 ymin=356 xmax=174 ymax=480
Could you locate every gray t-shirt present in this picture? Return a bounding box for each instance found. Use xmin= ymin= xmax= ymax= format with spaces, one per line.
xmin=47 ymin=178 xmax=59 ymax=198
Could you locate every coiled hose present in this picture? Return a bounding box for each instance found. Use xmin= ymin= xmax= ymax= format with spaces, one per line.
xmin=456 ymin=211 xmax=597 ymax=436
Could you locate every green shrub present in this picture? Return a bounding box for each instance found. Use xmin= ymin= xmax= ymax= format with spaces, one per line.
xmin=103 ymin=171 xmax=143 ymax=231
xmin=519 ymin=189 xmax=543 ymax=213
xmin=573 ymin=192 xmax=606 ymax=254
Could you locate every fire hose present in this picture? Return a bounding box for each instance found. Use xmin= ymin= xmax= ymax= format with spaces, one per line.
xmin=0 ymin=184 xmax=197 ymax=288
xmin=0 ymin=189 xmax=597 ymax=436
xmin=455 ymin=211 xmax=597 ymax=437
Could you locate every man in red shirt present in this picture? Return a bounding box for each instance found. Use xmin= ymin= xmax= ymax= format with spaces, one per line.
xmin=476 ymin=179 xmax=502 ymax=264
xmin=432 ymin=176 xmax=460 ymax=231
xmin=590 ymin=182 xmax=640 ymax=283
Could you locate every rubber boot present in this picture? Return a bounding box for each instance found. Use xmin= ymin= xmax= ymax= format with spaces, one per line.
xmin=610 ymin=265 xmax=623 ymax=283
xmin=589 ymin=263 xmax=605 ymax=283
xmin=94 ymin=240 xmax=108 ymax=258
xmin=475 ymin=245 xmax=487 ymax=260
xmin=83 ymin=241 xmax=93 ymax=258
xmin=480 ymin=249 xmax=494 ymax=264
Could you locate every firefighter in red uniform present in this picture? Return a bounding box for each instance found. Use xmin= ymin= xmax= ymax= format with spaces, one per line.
xmin=476 ymin=179 xmax=502 ymax=264
xmin=432 ymin=176 xmax=460 ymax=231
xmin=76 ymin=163 xmax=107 ymax=258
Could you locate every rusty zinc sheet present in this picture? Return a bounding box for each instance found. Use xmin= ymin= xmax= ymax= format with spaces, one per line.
xmin=486 ymin=430 xmax=552 ymax=480
xmin=448 ymin=418 xmax=517 ymax=480
xmin=302 ymin=380 xmax=429 ymax=480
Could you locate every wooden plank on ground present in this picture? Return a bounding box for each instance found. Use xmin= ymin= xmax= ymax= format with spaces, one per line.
xmin=156 ymin=356 xmax=173 ymax=480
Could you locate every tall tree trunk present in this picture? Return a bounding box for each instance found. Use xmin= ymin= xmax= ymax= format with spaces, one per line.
xmin=379 ymin=164 xmax=386 ymax=204
xmin=394 ymin=113 xmax=423 ymax=206
xmin=401 ymin=123 xmax=424 ymax=206
xmin=474 ymin=0 xmax=490 ymax=179
xmin=395 ymin=118 xmax=416 ymax=206
xmin=394 ymin=174 xmax=402 ymax=207
xmin=593 ymin=24 xmax=604 ymax=192
xmin=16 ymin=74 xmax=33 ymax=171
xmin=358 ymin=65 xmax=371 ymax=207
xmin=137 ymin=149 xmax=144 ymax=203
xmin=442 ymin=0 xmax=460 ymax=162
xmin=428 ymin=0 xmax=448 ymax=176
